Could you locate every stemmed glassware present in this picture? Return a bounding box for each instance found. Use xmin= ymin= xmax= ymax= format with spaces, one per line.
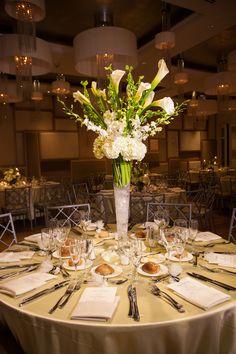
xmin=160 ymin=228 xmax=176 ymax=264
xmin=80 ymin=238 xmax=92 ymax=280
xmin=154 ymin=209 xmax=170 ymax=228
xmin=174 ymin=219 xmax=188 ymax=259
xmin=40 ymin=228 xmax=55 ymax=261
xmin=69 ymin=240 xmax=81 ymax=280
xmin=188 ymin=219 xmax=199 ymax=253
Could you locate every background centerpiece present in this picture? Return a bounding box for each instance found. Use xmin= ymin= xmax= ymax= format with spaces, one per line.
xmin=59 ymin=59 xmax=185 ymax=240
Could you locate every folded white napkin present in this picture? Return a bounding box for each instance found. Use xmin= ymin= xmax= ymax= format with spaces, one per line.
xmin=0 ymin=251 xmax=35 ymax=263
xmin=24 ymin=233 xmax=41 ymax=243
xmin=71 ymin=287 xmax=119 ymax=321
xmin=204 ymin=252 xmax=236 ymax=268
xmin=0 ymin=272 xmax=56 ymax=297
xmin=167 ymin=277 xmax=230 ymax=310
xmin=195 ymin=232 xmax=221 ymax=242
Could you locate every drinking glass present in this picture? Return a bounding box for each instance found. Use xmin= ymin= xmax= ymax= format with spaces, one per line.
xmin=69 ymin=240 xmax=81 ymax=280
xmin=154 ymin=209 xmax=170 ymax=228
xmin=188 ymin=219 xmax=199 ymax=253
xmin=160 ymin=228 xmax=176 ymax=263
xmin=146 ymin=226 xmax=158 ymax=250
xmin=40 ymin=228 xmax=54 ymax=259
xmin=174 ymin=229 xmax=187 ymax=259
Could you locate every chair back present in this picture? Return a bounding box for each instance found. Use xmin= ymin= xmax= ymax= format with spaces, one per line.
xmin=130 ymin=193 xmax=164 ymax=224
xmin=45 ymin=204 xmax=91 ymax=227
xmin=146 ymin=202 xmax=192 ymax=225
xmin=228 ymin=208 xmax=236 ymax=243
xmin=4 ymin=187 xmax=32 ymax=227
xmin=0 ymin=213 xmax=17 ymax=247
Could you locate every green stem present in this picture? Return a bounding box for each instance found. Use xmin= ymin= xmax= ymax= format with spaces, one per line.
xmin=112 ymin=156 xmax=132 ymax=188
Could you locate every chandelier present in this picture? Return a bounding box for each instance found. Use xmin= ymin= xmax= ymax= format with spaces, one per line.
xmin=51 ymin=74 xmax=70 ymax=95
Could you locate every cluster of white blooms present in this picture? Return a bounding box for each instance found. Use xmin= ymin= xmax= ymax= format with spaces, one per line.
xmin=3 ymin=167 xmax=21 ymax=184
xmin=93 ymin=135 xmax=146 ymax=161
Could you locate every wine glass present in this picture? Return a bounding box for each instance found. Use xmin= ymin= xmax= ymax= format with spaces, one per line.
xmin=130 ymin=239 xmax=143 ymax=283
xmin=80 ymin=238 xmax=92 ymax=280
xmin=174 ymin=229 xmax=187 ymax=259
xmin=154 ymin=209 xmax=170 ymax=229
xmin=69 ymin=240 xmax=82 ymax=280
xmin=40 ymin=228 xmax=54 ymax=260
xmin=146 ymin=226 xmax=158 ymax=250
xmin=160 ymin=228 xmax=176 ymax=264
xmin=188 ymin=219 xmax=199 ymax=253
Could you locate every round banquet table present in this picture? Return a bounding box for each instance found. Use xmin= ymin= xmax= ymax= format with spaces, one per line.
xmin=0 ymin=237 xmax=236 ymax=354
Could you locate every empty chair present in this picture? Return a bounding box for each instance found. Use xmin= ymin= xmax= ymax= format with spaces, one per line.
xmin=146 ymin=202 xmax=192 ymax=225
xmin=74 ymin=192 xmax=105 ymax=222
xmin=71 ymin=183 xmax=89 ymax=203
xmin=130 ymin=193 xmax=164 ymax=224
xmin=34 ymin=184 xmax=69 ymax=223
xmin=228 ymin=208 xmax=236 ymax=243
xmin=4 ymin=187 xmax=32 ymax=229
xmin=0 ymin=213 xmax=17 ymax=247
xmin=45 ymin=204 xmax=91 ymax=227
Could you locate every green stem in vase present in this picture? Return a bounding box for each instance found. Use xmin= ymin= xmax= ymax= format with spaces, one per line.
xmin=112 ymin=156 xmax=132 ymax=188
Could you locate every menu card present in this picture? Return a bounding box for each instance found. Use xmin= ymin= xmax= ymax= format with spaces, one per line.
xmin=0 ymin=273 xmax=56 ymax=297
xmin=204 ymin=253 xmax=236 ymax=268
xmin=195 ymin=232 xmax=221 ymax=242
xmin=167 ymin=277 xmax=230 ymax=310
xmin=71 ymin=287 xmax=119 ymax=321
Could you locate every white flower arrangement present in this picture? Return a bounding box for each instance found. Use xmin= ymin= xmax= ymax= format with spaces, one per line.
xmin=3 ymin=167 xmax=21 ymax=185
xmin=59 ymin=59 xmax=186 ymax=187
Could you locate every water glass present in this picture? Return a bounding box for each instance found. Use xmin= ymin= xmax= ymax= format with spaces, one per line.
xmin=146 ymin=226 xmax=158 ymax=249
xmin=189 ymin=219 xmax=198 ymax=253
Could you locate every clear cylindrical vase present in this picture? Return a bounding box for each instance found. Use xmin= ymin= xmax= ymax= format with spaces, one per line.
xmin=113 ymin=183 xmax=130 ymax=241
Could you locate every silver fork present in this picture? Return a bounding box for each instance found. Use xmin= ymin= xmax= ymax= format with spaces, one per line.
xmin=151 ymin=285 xmax=185 ymax=313
xmin=58 ymin=280 xmax=81 ymax=309
xmin=48 ymin=281 xmax=76 ymax=314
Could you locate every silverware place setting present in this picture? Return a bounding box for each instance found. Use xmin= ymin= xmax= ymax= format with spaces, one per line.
xmin=127 ymin=284 xmax=140 ymax=321
xmin=150 ymin=285 xmax=185 ymax=313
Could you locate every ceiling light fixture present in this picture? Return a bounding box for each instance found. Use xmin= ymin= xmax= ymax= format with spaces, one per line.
xmin=174 ymin=56 xmax=189 ymax=85
xmin=51 ymin=73 xmax=70 ymax=95
xmin=31 ymin=79 xmax=43 ymax=101
xmin=73 ymin=4 xmax=137 ymax=82
xmin=155 ymin=2 xmax=175 ymax=65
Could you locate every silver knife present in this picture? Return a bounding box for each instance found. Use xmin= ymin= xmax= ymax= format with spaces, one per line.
xmin=0 ymin=264 xmax=39 ymax=281
xmin=19 ymin=280 xmax=70 ymax=306
xmin=187 ymin=272 xmax=236 ymax=291
xmin=0 ymin=262 xmax=41 ymax=270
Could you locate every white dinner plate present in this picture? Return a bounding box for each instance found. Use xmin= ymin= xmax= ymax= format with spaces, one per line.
xmin=90 ymin=264 xmax=122 ymax=278
xmin=140 ymin=253 xmax=166 ymax=264
xmin=95 ymin=232 xmax=115 ymax=241
xmin=52 ymin=250 xmax=70 ymax=259
xmin=101 ymin=250 xmax=120 ymax=263
xmin=63 ymin=259 xmax=93 ymax=271
xmin=137 ymin=263 xmax=168 ymax=277
xmin=165 ymin=251 xmax=193 ymax=262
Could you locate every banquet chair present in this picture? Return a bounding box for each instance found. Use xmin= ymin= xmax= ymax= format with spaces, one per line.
xmin=74 ymin=192 xmax=105 ymax=222
xmin=45 ymin=203 xmax=91 ymax=227
xmin=146 ymin=202 xmax=192 ymax=226
xmin=102 ymin=193 xmax=116 ymax=224
xmin=34 ymin=184 xmax=69 ymax=224
xmin=228 ymin=208 xmax=236 ymax=243
xmin=0 ymin=212 xmax=17 ymax=247
xmin=70 ymin=183 xmax=89 ymax=203
xmin=130 ymin=193 xmax=164 ymax=224
xmin=4 ymin=187 xmax=32 ymax=229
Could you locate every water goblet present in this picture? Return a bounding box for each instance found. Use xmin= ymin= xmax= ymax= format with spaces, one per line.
xmin=69 ymin=240 xmax=82 ymax=280
xmin=40 ymin=228 xmax=54 ymax=260
xmin=188 ymin=219 xmax=199 ymax=253
xmin=146 ymin=226 xmax=158 ymax=250
xmin=154 ymin=209 xmax=170 ymax=228
xmin=160 ymin=228 xmax=176 ymax=264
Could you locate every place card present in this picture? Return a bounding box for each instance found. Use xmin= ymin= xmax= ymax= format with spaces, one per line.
xmin=71 ymin=287 xmax=119 ymax=321
xmin=195 ymin=232 xmax=221 ymax=242
xmin=204 ymin=253 xmax=236 ymax=268
xmin=167 ymin=277 xmax=230 ymax=310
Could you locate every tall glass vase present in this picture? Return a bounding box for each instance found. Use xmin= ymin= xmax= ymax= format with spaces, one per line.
xmin=112 ymin=156 xmax=132 ymax=242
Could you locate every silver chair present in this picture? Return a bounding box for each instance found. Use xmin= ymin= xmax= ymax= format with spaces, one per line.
xmin=228 ymin=208 xmax=236 ymax=243
xmin=71 ymin=183 xmax=89 ymax=203
xmin=146 ymin=202 xmax=192 ymax=225
xmin=130 ymin=193 xmax=164 ymax=224
xmin=45 ymin=203 xmax=91 ymax=227
xmin=0 ymin=213 xmax=17 ymax=247
xmin=4 ymin=187 xmax=32 ymax=229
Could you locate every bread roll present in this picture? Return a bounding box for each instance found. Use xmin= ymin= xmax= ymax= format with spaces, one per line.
xmin=135 ymin=230 xmax=146 ymax=239
xmin=60 ymin=239 xmax=75 ymax=257
xmin=68 ymin=258 xmax=83 ymax=267
xmin=142 ymin=261 xmax=160 ymax=274
xmin=98 ymin=230 xmax=109 ymax=238
xmin=174 ymin=250 xmax=188 ymax=259
xmin=95 ymin=263 xmax=114 ymax=276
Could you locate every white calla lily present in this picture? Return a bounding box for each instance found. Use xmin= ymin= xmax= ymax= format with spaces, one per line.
xmin=135 ymin=82 xmax=151 ymax=102
xmin=151 ymin=97 xmax=175 ymax=115
xmin=73 ymin=90 xmax=90 ymax=105
xmin=111 ymin=69 xmax=126 ymax=94
xmin=143 ymin=91 xmax=155 ymax=108
xmin=150 ymin=59 xmax=169 ymax=90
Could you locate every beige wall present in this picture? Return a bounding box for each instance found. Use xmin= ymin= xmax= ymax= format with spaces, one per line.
xmin=0 ymin=96 xmax=220 ymax=178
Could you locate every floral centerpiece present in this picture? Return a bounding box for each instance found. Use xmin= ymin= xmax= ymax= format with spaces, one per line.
xmin=59 ymin=59 xmax=186 ymax=239
xmin=3 ymin=167 xmax=21 ymax=186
